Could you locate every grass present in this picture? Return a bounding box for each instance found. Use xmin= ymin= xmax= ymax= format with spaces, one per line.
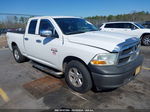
xmin=0 ymin=34 xmax=8 ymax=48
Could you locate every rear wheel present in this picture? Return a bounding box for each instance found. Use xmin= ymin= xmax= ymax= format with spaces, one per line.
xmin=141 ymin=35 xmax=150 ymax=46
xmin=65 ymin=60 xmax=92 ymax=93
xmin=13 ymin=46 xmax=26 ymax=63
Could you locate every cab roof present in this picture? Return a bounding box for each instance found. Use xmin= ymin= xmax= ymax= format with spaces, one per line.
xmin=103 ymin=21 xmax=135 ymax=24
xmin=29 ymin=16 xmax=81 ymax=20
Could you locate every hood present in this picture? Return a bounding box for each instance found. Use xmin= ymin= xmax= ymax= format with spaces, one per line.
xmin=67 ymin=31 xmax=138 ymax=52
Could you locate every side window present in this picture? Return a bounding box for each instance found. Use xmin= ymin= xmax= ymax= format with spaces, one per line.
xmin=131 ymin=24 xmax=138 ymax=29
xmin=124 ymin=23 xmax=132 ymax=29
xmin=105 ymin=23 xmax=115 ymax=28
xmin=123 ymin=23 xmax=138 ymax=29
xmin=28 ymin=20 xmax=37 ymax=34
xmin=114 ymin=23 xmax=125 ymax=28
xmin=105 ymin=23 xmax=123 ymax=28
xmin=39 ymin=19 xmax=54 ymax=34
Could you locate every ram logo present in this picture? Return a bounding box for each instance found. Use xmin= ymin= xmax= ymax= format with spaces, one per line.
xmin=51 ymin=48 xmax=58 ymax=55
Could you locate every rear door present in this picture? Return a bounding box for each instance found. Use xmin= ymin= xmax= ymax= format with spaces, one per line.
xmin=112 ymin=23 xmax=129 ymax=34
xmin=24 ymin=19 xmax=38 ymax=57
xmin=102 ymin=23 xmax=115 ymax=32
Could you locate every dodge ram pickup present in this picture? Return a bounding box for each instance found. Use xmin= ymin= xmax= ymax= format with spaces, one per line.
xmin=7 ymin=16 xmax=143 ymax=93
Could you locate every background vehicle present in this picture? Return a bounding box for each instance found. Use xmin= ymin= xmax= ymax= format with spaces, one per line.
xmin=142 ymin=21 xmax=150 ymax=29
xmin=0 ymin=28 xmax=7 ymax=35
xmin=7 ymin=16 xmax=143 ymax=93
xmin=100 ymin=22 xmax=150 ymax=46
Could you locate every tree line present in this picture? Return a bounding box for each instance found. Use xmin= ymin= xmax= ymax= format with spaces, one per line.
xmin=85 ymin=11 xmax=150 ymax=27
xmin=0 ymin=16 xmax=32 ymax=29
xmin=0 ymin=11 xmax=150 ymax=29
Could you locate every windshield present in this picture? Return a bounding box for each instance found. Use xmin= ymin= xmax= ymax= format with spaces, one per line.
xmin=135 ymin=23 xmax=145 ymax=29
xmin=54 ymin=18 xmax=98 ymax=35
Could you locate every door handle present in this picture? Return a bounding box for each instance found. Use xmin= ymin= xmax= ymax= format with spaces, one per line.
xmin=24 ymin=38 xmax=29 ymax=41
xmin=36 ymin=40 xmax=41 ymax=43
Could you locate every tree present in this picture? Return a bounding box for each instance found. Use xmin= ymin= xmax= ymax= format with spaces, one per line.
xmin=85 ymin=11 xmax=150 ymax=27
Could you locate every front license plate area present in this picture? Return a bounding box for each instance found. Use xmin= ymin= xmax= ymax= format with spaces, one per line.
xmin=135 ymin=66 xmax=142 ymax=75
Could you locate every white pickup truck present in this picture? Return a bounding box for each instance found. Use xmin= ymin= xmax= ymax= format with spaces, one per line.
xmin=7 ymin=16 xmax=143 ymax=93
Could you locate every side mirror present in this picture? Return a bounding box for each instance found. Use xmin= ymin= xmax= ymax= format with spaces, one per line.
xmin=40 ymin=30 xmax=52 ymax=37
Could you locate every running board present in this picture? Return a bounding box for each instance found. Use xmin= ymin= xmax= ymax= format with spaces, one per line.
xmin=31 ymin=61 xmax=63 ymax=78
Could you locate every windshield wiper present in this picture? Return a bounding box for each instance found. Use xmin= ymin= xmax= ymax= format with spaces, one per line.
xmin=66 ymin=31 xmax=86 ymax=35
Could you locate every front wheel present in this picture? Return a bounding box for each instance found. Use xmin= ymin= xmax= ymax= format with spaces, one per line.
xmin=141 ymin=35 xmax=150 ymax=46
xmin=65 ymin=60 xmax=92 ymax=93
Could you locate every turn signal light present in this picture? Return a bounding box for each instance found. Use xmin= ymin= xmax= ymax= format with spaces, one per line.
xmin=91 ymin=60 xmax=106 ymax=65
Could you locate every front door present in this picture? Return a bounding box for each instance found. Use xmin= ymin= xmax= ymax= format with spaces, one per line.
xmin=33 ymin=19 xmax=61 ymax=68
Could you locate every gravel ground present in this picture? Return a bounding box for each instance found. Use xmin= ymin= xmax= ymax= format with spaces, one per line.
xmin=0 ymin=34 xmax=7 ymax=48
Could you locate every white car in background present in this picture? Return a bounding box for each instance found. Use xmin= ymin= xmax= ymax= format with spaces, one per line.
xmin=100 ymin=22 xmax=150 ymax=46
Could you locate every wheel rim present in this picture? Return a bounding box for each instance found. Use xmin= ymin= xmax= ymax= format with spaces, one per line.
xmin=68 ymin=67 xmax=83 ymax=87
xmin=143 ymin=36 xmax=150 ymax=45
xmin=14 ymin=49 xmax=19 ymax=60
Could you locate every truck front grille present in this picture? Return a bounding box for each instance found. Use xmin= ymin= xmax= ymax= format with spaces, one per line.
xmin=118 ymin=43 xmax=140 ymax=64
xmin=118 ymin=56 xmax=130 ymax=64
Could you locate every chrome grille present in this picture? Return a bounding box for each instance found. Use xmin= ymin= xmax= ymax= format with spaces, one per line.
xmin=118 ymin=43 xmax=140 ymax=65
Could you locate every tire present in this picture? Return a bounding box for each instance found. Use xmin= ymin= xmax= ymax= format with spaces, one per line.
xmin=13 ymin=46 xmax=26 ymax=63
xmin=65 ymin=60 xmax=92 ymax=93
xmin=141 ymin=35 xmax=150 ymax=46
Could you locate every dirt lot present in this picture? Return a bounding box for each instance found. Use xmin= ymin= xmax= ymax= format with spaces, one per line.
xmin=0 ymin=39 xmax=149 ymax=111
xmin=0 ymin=34 xmax=7 ymax=48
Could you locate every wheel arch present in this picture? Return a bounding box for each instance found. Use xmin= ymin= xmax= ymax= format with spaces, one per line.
xmin=140 ymin=33 xmax=150 ymax=39
xmin=63 ymin=56 xmax=94 ymax=92
xmin=140 ymin=33 xmax=150 ymax=45
xmin=11 ymin=42 xmax=18 ymax=49
xmin=63 ymin=56 xmax=90 ymax=72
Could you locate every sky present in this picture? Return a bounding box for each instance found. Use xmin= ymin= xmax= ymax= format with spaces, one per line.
xmin=0 ymin=0 xmax=150 ymax=17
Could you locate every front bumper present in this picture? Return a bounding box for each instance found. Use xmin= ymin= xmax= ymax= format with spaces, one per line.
xmin=88 ymin=55 xmax=144 ymax=89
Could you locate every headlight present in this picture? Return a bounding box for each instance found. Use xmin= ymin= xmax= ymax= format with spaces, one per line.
xmin=90 ymin=53 xmax=118 ymax=66
xmin=135 ymin=43 xmax=140 ymax=56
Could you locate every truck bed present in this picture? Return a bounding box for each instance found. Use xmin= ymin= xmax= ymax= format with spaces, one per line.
xmin=7 ymin=30 xmax=25 ymax=34
xmin=7 ymin=32 xmax=25 ymax=54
